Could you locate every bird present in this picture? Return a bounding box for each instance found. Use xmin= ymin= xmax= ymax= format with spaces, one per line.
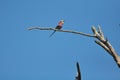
xmin=75 ymin=62 xmax=81 ymax=80
xmin=49 ymin=20 xmax=64 ymax=37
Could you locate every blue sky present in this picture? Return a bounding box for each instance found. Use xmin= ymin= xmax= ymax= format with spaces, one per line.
xmin=0 ymin=0 xmax=120 ymax=80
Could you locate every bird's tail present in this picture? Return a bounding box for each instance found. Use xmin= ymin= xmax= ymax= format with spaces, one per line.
xmin=49 ymin=30 xmax=56 ymax=37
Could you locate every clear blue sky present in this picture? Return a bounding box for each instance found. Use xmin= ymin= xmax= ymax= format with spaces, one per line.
xmin=0 ymin=0 xmax=120 ymax=80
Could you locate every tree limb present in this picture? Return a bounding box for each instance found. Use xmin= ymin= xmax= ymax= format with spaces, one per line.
xmin=28 ymin=26 xmax=95 ymax=37
xmin=95 ymin=40 xmax=112 ymax=54
xmin=92 ymin=26 xmax=120 ymax=68
xmin=28 ymin=26 xmax=120 ymax=68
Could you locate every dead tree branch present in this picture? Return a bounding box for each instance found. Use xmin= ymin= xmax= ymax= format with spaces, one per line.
xmin=28 ymin=27 xmax=95 ymax=37
xmin=28 ymin=26 xmax=120 ymax=68
xmin=75 ymin=62 xmax=81 ymax=80
xmin=92 ymin=26 xmax=120 ymax=68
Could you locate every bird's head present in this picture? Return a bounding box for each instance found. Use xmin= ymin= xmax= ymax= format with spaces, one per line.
xmin=58 ymin=20 xmax=64 ymax=26
xmin=60 ymin=20 xmax=64 ymax=22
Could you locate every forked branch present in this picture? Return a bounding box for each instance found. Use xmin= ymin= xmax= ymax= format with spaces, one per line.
xmin=28 ymin=26 xmax=120 ymax=68
xmin=92 ymin=26 xmax=120 ymax=68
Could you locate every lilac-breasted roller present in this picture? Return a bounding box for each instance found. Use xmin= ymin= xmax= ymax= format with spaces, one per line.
xmin=49 ymin=20 xmax=64 ymax=37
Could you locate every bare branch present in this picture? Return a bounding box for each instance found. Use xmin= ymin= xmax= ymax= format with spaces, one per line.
xmin=97 ymin=25 xmax=104 ymax=38
xmin=96 ymin=39 xmax=120 ymax=68
xmin=75 ymin=62 xmax=81 ymax=80
xmin=92 ymin=26 xmax=120 ymax=68
xmin=95 ymin=40 xmax=112 ymax=54
xmin=28 ymin=26 xmax=120 ymax=68
xmin=28 ymin=26 xmax=95 ymax=37
xmin=91 ymin=26 xmax=100 ymax=37
xmin=91 ymin=26 xmax=105 ymax=42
